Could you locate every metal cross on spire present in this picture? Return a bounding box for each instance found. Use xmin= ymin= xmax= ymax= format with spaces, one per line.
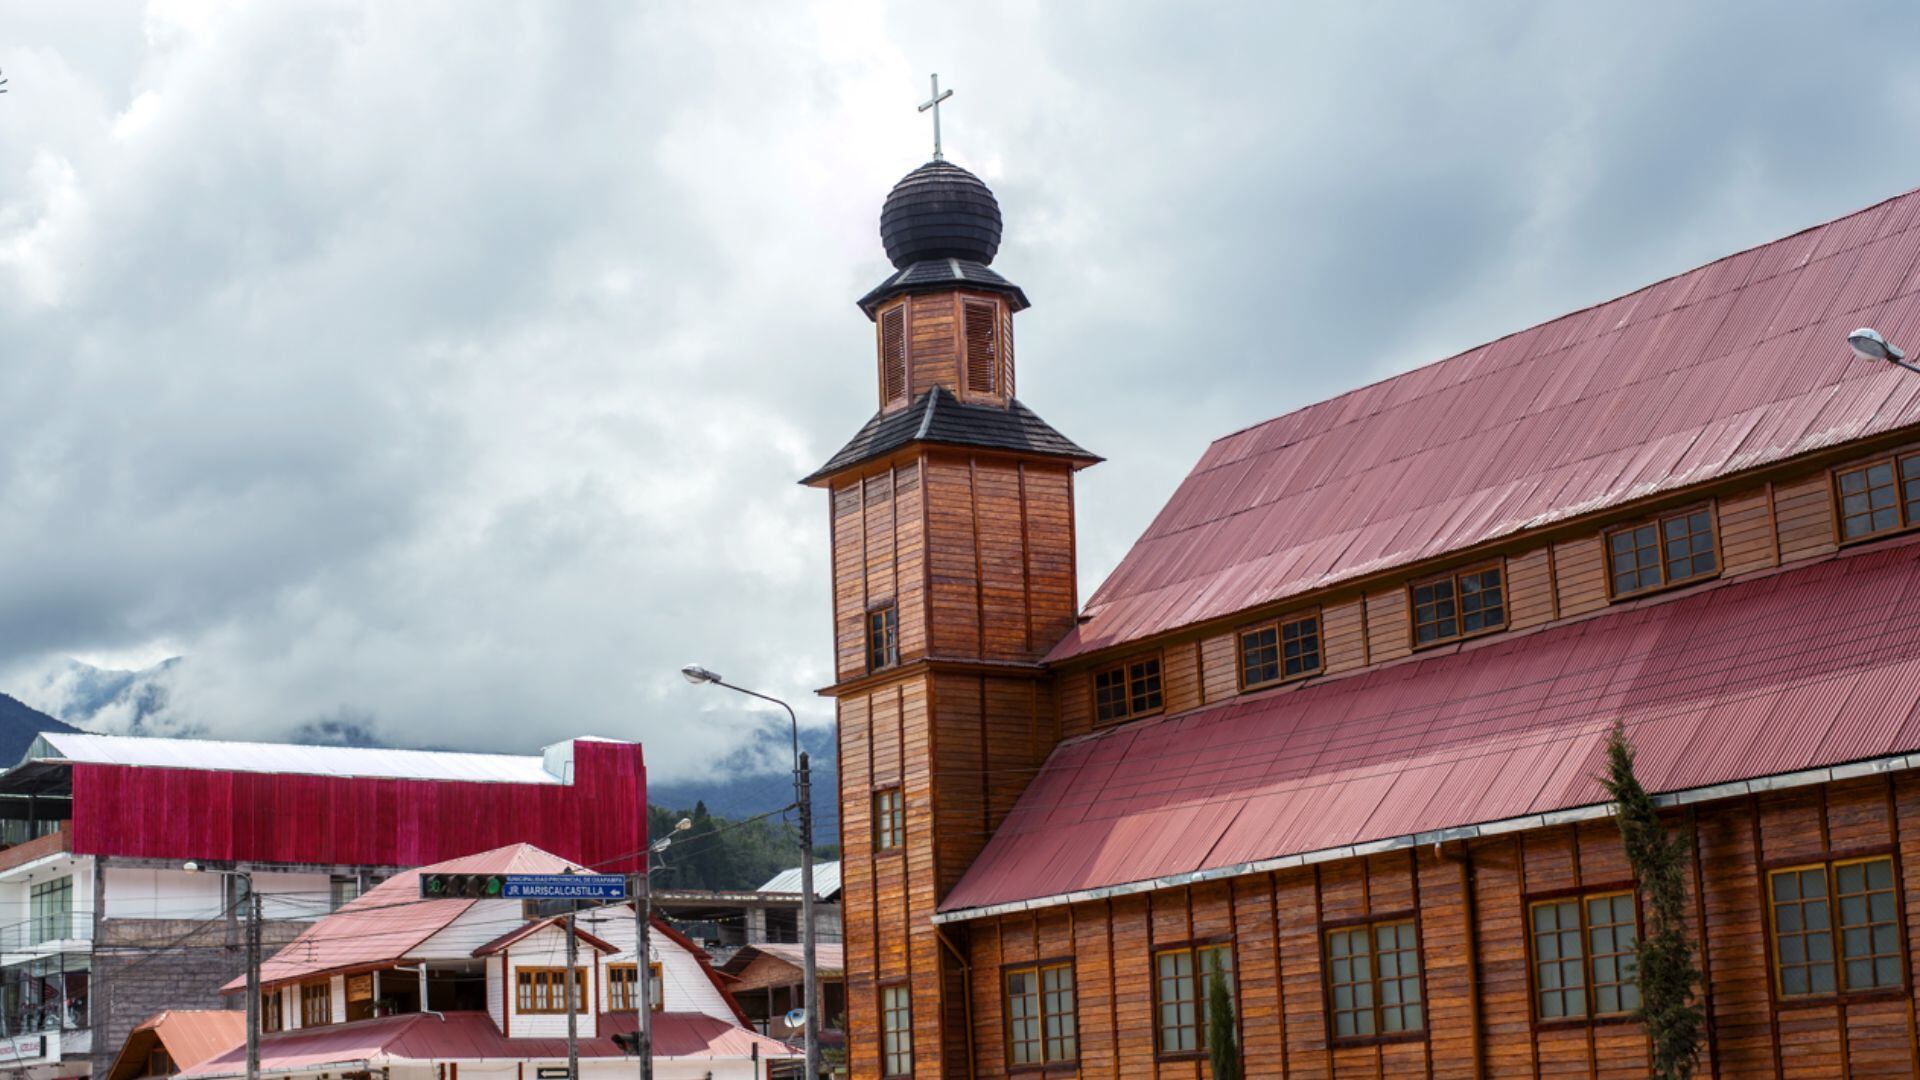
xmin=918 ymin=73 xmax=953 ymax=161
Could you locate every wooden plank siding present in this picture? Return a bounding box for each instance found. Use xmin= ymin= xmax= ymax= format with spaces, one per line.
xmin=952 ymin=778 xmax=1920 ymax=1078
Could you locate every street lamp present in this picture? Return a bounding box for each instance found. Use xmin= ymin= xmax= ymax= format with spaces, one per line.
xmin=1850 ymin=327 xmax=1920 ymax=373
xmin=679 ymin=664 xmax=820 ymax=1079
xmin=634 ymin=817 xmax=690 ymax=1080
xmin=185 ymin=862 xmax=259 ymax=1080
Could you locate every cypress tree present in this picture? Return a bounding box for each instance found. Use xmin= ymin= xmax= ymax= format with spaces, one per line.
xmin=1205 ymin=966 xmax=1240 ymax=1080
xmin=1601 ymin=720 xmax=1704 ymax=1079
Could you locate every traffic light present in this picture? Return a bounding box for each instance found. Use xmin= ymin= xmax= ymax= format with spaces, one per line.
xmin=418 ymin=873 xmax=507 ymax=899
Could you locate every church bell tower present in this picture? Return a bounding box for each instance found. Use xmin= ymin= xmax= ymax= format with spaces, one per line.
xmin=804 ymin=150 xmax=1097 ymax=1077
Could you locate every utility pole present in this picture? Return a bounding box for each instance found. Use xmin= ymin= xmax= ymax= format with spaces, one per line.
xmin=798 ymin=751 xmax=820 ymax=1079
xmin=635 ymin=875 xmax=653 ymax=1080
xmin=245 ymin=879 xmax=260 ymax=1080
xmin=565 ymin=911 xmax=580 ymax=1080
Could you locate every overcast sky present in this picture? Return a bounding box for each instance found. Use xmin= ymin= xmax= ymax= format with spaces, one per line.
xmin=4 ymin=2 xmax=1920 ymax=782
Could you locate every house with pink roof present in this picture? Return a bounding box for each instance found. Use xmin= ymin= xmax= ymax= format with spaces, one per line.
xmin=176 ymin=843 xmax=796 ymax=1080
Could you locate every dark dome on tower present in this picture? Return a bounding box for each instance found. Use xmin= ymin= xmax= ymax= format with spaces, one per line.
xmin=880 ymin=161 xmax=1003 ymax=269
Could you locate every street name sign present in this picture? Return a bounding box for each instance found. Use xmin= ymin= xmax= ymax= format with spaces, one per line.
xmin=501 ymin=873 xmax=629 ymax=900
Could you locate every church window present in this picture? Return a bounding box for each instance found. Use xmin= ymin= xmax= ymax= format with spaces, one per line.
xmin=874 ymin=787 xmax=905 ymax=851
xmin=1606 ymin=506 xmax=1717 ymax=598
xmin=1769 ymin=856 xmax=1902 ymax=998
xmin=879 ymin=306 xmax=907 ymax=404
xmin=1154 ymin=942 xmax=1233 ymax=1056
xmin=964 ymin=299 xmax=999 ymax=397
xmin=1836 ymin=453 xmax=1920 ymax=541
xmin=300 ymin=981 xmax=331 ymax=1027
xmin=1528 ymin=891 xmax=1639 ymax=1021
xmin=1239 ymin=612 xmax=1322 ymax=690
xmin=1005 ymin=962 xmax=1077 ymax=1066
xmin=1093 ymin=655 xmax=1163 ymax=726
xmin=1410 ymin=563 xmax=1505 ymax=647
xmin=881 ymin=983 xmax=913 ymax=1076
xmin=867 ymin=604 xmax=899 ymax=671
xmin=1325 ymin=919 xmax=1424 ymax=1040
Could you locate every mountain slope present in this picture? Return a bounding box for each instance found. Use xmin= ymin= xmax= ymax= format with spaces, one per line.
xmin=0 ymin=694 xmax=77 ymax=767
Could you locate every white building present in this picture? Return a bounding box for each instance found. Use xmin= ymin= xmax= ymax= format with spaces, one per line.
xmin=170 ymin=843 xmax=796 ymax=1080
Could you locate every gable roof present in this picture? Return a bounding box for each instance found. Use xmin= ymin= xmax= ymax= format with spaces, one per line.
xmin=107 ymin=1012 xmax=247 ymax=1080
xmin=471 ymin=915 xmax=618 ymax=957
xmin=945 ymin=536 xmax=1920 ymax=918
xmin=1050 ymin=187 xmax=1920 ymax=662
xmin=803 ymin=386 xmax=1098 ymax=485
xmin=755 ymin=859 xmax=841 ymax=899
xmin=241 ymin=843 xmax=580 ymax=990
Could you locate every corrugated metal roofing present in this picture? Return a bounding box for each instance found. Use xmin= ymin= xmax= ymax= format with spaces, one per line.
xmin=755 ymin=859 xmax=842 ymax=898
xmin=176 ymin=1011 xmax=797 ymax=1078
xmin=946 ymin=537 xmax=1920 ymax=915
xmin=720 ymin=942 xmax=847 ymax=981
xmin=1050 ymin=187 xmax=1920 ymax=662
xmin=106 ymin=1011 xmax=249 ymax=1080
xmin=23 ymin=732 xmax=571 ymax=784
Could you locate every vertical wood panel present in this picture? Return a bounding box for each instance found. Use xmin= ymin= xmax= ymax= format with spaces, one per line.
xmin=1774 ymin=472 xmax=1838 ymax=563
xmin=1201 ymin=633 xmax=1237 ymax=703
xmin=1506 ymin=546 xmax=1556 ymax=630
xmin=1717 ymin=486 xmax=1779 ymax=577
xmin=1552 ymin=536 xmax=1608 ymax=618
xmin=1322 ymin=599 xmax=1368 ymax=673
xmin=1365 ymin=590 xmax=1412 ymax=663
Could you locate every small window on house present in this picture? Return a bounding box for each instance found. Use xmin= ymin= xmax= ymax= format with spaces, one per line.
xmin=1606 ymin=506 xmax=1717 ymax=598
xmin=1093 ymin=655 xmax=1163 ymax=726
xmin=1153 ymin=943 xmax=1233 ymax=1057
xmin=1239 ymin=612 xmax=1322 ymax=690
xmin=262 ymin=990 xmax=284 ymax=1034
xmin=608 ymin=962 xmax=663 ymax=1011
xmin=881 ymin=983 xmax=913 ymax=1077
xmin=964 ymin=300 xmax=999 ymax=397
xmin=515 ymin=968 xmax=586 ymax=1014
xmin=880 ymin=306 xmax=907 ymax=404
xmin=300 ymin=981 xmax=331 ymax=1028
xmin=867 ymin=604 xmax=899 ymax=671
xmin=1005 ymin=962 xmax=1077 ymax=1066
xmin=1325 ymin=920 xmax=1424 ymax=1039
xmin=1769 ymin=856 xmax=1902 ymax=998
xmin=874 ymin=787 xmax=905 ymax=851
xmin=1529 ymin=891 xmax=1640 ymax=1021
xmin=146 ymin=1048 xmax=174 ymax=1077
xmin=1410 ymin=564 xmax=1505 ymax=647
xmin=1836 ymin=454 xmax=1920 ymax=542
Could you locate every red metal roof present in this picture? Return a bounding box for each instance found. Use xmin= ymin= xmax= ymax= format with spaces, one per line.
xmin=176 ymin=1011 xmax=797 ymax=1078
xmin=948 ymin=537 xmax=1920 ymax=915
xmin=1050 ymin=187 xmax=1920 ymax=662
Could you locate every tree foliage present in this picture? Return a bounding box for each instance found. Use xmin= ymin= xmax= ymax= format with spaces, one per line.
xmin=1205 ymin=966 xmax=1241 ymax=1080
xmin=1601 ymin=721 xmax=1704 ymax=1080
xmin=648 ymin=801 xmax=816 ymax=891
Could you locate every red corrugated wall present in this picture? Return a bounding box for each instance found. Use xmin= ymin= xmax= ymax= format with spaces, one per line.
xmin=68 ymin=739 xmax=646 ymax=871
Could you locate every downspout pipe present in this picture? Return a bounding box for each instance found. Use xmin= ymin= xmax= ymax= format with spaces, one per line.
xmin=419 ymin=963 xmax=445 ymax=1021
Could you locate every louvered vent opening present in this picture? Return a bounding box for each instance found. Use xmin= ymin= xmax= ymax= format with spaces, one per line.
xmin=965 ymin=301 xmax=998 ymax=397
xmin=880 ymin=307 xmax=907 ymax=403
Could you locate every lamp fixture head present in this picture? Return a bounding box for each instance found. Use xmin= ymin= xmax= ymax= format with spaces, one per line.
xmin=680 ymin=664 xmax=721 ymax=685
xmin=1849 ymin=327 xmax=1906 ymax=363
xmin=674 ymin=817 xmax=693 ymax=833
xmin=182 ymin=861 xmax=201 ymax=873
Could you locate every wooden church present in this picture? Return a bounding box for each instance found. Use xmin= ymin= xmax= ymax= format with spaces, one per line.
xmin=807 ymin=145 xmax=1920 ymax=1078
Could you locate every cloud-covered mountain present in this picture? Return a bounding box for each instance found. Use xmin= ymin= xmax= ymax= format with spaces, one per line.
xmin=11 ymin=657 xmax=182 ymax=734
xmin=0 ymin=693 xmax=76 ymax=768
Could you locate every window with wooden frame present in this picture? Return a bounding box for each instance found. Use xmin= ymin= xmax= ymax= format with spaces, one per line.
xmin=608 ymin=962 xmax=664 ymax=1011
xmin=1239 ymin=611 xmax=1322 ymax=690
xmin=1325 ymin=919 xmax=1424 ymax=1040
xmin=1152 ymin=942 xmax=1233 ymax=1057
xmin=880 ymin=983 xmax=913 ymax=1077
xmin=1605 ymin=505 xmax=1718 ymax=598
xmin=1768 ymin=856 xmax=1903 ymax=998
xmin=1092 ymin=654 xmax=1163 ymax=726
xmin=874 ymin=787 xmax=905 ymax=852
xmin=879 ymin=306 xmax=907 ymax=405
xmin=867 ymin=604 xmax=899 ymax=671
xmin=147 ymin=1048 xmax=174 ymax=1077
xmin=299 ymin=981 xmax=331 ymax=1028
xmin=963 ymin=299 xmax=999 ymax=397
xmin=1528 ymin=891 xmax=1640 ymax=1021
xmin=262 ymin=989 xmax=284 ymax=1034
xmin=515 ymin=967 xmax=586 ymax=1014
xmin=1410 ymin=563 xmax=1505 ymax=647
xmin=1004 ymin=961 xmax=1077 ymax=1067
xmin=1834 ymin=453 xmax=1920 ymax=542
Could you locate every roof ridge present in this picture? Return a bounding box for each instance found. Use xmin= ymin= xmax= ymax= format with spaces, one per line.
xmin=1200 ymin=183 xmax=1920 ymax=454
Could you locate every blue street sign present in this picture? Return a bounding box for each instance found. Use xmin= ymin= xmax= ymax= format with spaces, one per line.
xmin=500 ymin=874 xmax=630 ymax=900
